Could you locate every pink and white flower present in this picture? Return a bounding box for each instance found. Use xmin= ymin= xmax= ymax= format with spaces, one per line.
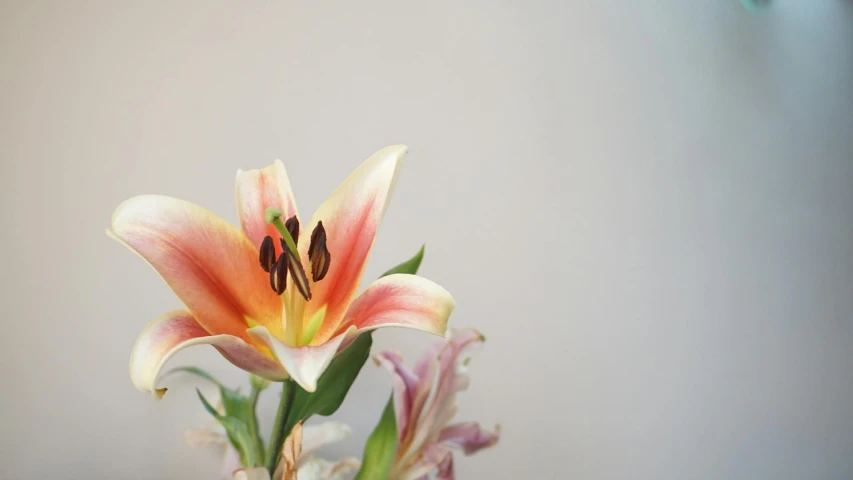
xmin=109 ymin=146 xmax=455 ymax=395
xmin=376 ymin=329 xmax=500 ymax=480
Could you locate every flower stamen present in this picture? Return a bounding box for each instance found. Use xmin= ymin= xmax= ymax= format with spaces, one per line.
xmin=308 ymin=221 xmax=330 ymax=282
xmin=263 ymin=208 xmax=332 ymax=312
xmin=259 ymin=235 xmax=277 ymax=273
xmin=285 ymin=216 xmax=300 ymax=244
xmin=270 ymin=254 xmax=288 ymax=295
xmin=281 ymin=243 xmax=311 ymax=301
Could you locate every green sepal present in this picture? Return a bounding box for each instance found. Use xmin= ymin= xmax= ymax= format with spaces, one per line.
xmin=354 ymin=395 xmax=398 ymax=480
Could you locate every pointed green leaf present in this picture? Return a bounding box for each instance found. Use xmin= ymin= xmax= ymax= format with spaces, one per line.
xmin=218 ymin=386 xmax=249 ymax=418
xmin=284 ymin=333 xmax=373 ymax=431
xmin=217 ymin=386 xmax=265 ymax=464
xmin=380 ymin=244 xmax=424 ymax=277
xmin=196 ymin=388 xmax=222 ymax=418
xmin=177 ymin=367 xmax=265 ymax=467
xmin=197 ymin=389 xmax=258 ymax=467
xmin=354 ymin=395 xmax=398 ymax=480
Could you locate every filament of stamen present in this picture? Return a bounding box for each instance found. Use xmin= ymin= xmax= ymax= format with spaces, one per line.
xmin=282 ymin=288 xmax=297 ymax=346
xmin=291 ymin=293 xmax=306 ymax=345
xmin=266 ymin=207 xmax=313 ymax=345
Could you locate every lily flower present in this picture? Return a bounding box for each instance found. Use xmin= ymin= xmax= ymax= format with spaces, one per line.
xmin=186 ymin=419 xmax=358 ymax=480
xmin=109 ymin=145 xmax=455 ymax=395
xmin=376 ymin=329 xmax=500 ymax=480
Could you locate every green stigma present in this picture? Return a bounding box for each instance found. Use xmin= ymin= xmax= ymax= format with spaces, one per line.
xmin=264 ymin=206 xmax=283 ymax=224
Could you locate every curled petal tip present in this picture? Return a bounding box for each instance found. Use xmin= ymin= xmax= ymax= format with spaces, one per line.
xmin=385 ymin=144 xmax=408 ymax=155
xmin=131 ymin=311 xmax=288 ymax=396
xmin=377 ymin=144 xmax=409 ymax=164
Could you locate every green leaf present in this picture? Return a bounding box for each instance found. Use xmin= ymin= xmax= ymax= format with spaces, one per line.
xmin=218 ymin=386 xmax=249 ymax=418
xmin=380 ymin=244 xmax=424 ymax=277
xmin=176 ymin=368 xmax=266 ymax=467
xmin=285 ymin=333 xmax=373 ymax=431
xmin=218 ymin=386 xmax=266 ymax=464
xmin=354 ymin=395 xmax=398 ymax=480
xmin=197 ymin=389 xmax=258 ymax=467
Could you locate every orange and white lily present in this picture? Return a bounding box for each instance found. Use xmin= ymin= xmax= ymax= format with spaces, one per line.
xmin=110 ymin=146 xmax=455 ymax=395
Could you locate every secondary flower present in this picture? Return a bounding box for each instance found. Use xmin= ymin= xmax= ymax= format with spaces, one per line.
xmin=377 ymin=329 xmax=500 ymax=480
xmin=187 ymin=419 xmax=358 ymax=480
xmin=110 ymin=146 xmax=455 ymax=395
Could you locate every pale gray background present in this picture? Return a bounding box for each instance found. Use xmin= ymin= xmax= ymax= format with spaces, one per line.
xmin=1 ymin=1 xmax=852 ymax=479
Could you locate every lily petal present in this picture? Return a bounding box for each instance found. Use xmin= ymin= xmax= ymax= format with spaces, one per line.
xmin=221 ymin=444 xmax=243 ymax=480
xmin=409 ymin=329 xmax=484 ymax=455
xmin=301 ymin=422 xmax=353 ymax=457
xmin=298 ymin=457 xmax=361 ymax=480
xmin=434 ymin=450 xmax=456 ymax=480
xmin=302 ymin=145 xmax=407 ymax=343
xmin=130 ymin=310 xmax=288 ymax=396
xmin=236 ymin=159 xmax=299 ymax=249
xmin=415 ymin=328 xmax=484 ymax=381
xmin=280 ymin=422 xmax=303 ymax=480
xmin=247 ymin=326 xmax=357 ymax=392
xmin=401 ymin=443 xmax=452 ymax=480
xmin=398 ymin=351 xmax=442 ymax=468
xmin=183 ymin=428 xmax=226 ymax=448
xmin=328 ymin=274 xmax=454 ymax=343
xmin=439 ymin=423 xmax=501 ymax=455
xmin=233 ymin=468 xmax=271 ymax=480
xmin=110 ymin=195 xmax=282 ymax=339
xmin=375 ymin=351 xmax=419 ymax=441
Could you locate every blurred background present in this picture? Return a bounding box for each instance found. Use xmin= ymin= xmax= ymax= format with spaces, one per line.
xmin=2 ymin=1 xmax=852 ymax=478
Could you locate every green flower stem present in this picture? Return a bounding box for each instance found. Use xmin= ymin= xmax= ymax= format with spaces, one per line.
xmin=265 ymin=379 xmax=297 ymax=475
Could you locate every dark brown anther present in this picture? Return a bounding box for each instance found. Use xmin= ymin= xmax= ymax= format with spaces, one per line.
xmin=285 ymin=215 xmax=300 ymax=244
xmin=308 ymin=221 xmax=331 ymax=282
xmin=283 ymin=248 xmax=312 ymax=301
xmin=270 ymin=254 xmax=289 ymax=295
xmin=259 ymin=235 xmax=277 ymax=273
